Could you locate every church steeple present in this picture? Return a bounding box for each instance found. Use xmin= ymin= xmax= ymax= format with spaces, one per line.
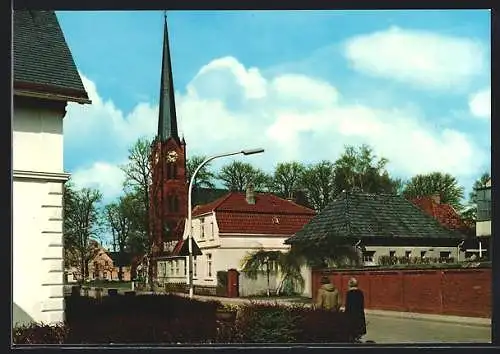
xmin=157 ymin=12 xmax=179 ymax=143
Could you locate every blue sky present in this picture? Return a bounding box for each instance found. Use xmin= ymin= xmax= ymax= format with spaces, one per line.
xmin=57 ymin=10 xmax=491 ymax=205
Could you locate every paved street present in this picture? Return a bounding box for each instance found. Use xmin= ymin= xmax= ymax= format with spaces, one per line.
xmin=363 ymin=314 xmax=491 ymax=344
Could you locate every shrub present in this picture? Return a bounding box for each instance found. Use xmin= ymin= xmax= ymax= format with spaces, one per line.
xmin=13 ymin=323 xmax=68 ymax=344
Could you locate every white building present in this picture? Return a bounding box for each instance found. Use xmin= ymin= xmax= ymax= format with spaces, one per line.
xmin=13 ymin=10 xmax=90 ymax=326
xmin=157 ymin=186 xmax=316 ymax=297
xmin=474 ymin=178 xmax=491 ymax=259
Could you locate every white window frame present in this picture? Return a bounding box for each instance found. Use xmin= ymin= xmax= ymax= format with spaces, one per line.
xmin=209 ymin=221 xmax=214 ymax=240
xmin=207 ymin=253 xmax=213 ymax=278
xmin=200 ymin=218 xmax=205 ymax=239
xmin=174 ymin=260 xmax=179 ymax=276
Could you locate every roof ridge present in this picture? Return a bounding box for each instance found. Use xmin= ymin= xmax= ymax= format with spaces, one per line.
xmin=211 ymin=191 xmax=234 ymax=211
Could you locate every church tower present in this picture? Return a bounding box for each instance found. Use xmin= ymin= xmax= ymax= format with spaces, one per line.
xmin=150 ymin=14 xmax=188 ymax=256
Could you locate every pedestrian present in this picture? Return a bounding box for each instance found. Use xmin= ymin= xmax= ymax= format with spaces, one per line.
xmin=315 ymin=276 xmax=341 ymax=311
xmin=344 ymin=277 xmax=366 ymax=343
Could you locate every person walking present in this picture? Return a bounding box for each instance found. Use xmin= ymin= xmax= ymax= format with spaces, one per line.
xmin=315 ymin=276 xmax=341 ymax=311
xmin=344 ymin=277 xmax=366 ymax=343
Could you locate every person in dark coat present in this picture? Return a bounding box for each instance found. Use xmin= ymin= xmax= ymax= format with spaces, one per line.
xmin=344 ymin=277 xmax=366 ymax=342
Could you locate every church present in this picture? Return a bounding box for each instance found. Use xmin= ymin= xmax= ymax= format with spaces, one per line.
xmin=148 ymin=15 xmax=200 ymax=281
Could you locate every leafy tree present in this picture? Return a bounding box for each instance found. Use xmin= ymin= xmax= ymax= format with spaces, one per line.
xmin=217 ymin=161 xmax=270 ymax=191
xmin=333 ymin=144 xmax=400 ymax=194
xmin=402 ymin=172 xmax=465 ymax=210
xmin=104 ymin=194 xmax=140 ymax=280
xmin=240 ymin=249 xmax=304 ymax=297
xmin=269 ymin=162 xmax=305 ymax=199
xmin=300 ymin=161 xmax=336 ymax=211
xmin=186 ymin=155 xmax=216 ymax=189
xmin=63 ymin=183 xmax=103 ymax=283
xmin=120 ymin=137 xmax=154 ymax=285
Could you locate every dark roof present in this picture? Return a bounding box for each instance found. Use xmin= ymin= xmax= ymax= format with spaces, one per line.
xmin=13 ymin=10 xmax=90 ymax=103
xmin=157 ymin=15 xmax=179 ymax=143
xmin=286 ymin=190 xmax=466 ymax=245
xmin=107 ymin=252 xmax=133 ymax=267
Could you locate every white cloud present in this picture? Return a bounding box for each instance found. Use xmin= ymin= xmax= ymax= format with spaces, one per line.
xmin=71 ymin=162 xmax=125 ymax=202
xmin=469 ymin=87 xmax=491 ymax=119
xmin=344 ymin=26 xmax=486 ymax=91
xmin=65 ymin=56 xmax=488 ymax=200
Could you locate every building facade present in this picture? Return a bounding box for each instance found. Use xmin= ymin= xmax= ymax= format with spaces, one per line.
xmin=13 ymin=10 xmax=90 ymax=325
xmin=157 ymin=186 xmax=317 ymax=296
xmin=286 ymin=190 xmax=469 ymax=269
xmin=475 ymin=178 xmax=491 ymax=259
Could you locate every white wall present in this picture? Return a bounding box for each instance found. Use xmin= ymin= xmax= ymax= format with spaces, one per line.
xmin=13 ymin=105 xmax=64 ymax=173
xmin=476 ymin=221 xmax=491 ymax=237
xmin=13 ymin=102 xmax=68 ymax=326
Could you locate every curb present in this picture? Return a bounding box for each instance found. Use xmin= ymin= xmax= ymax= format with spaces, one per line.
xmin=364 ymin=309 xmax=491 ymax=328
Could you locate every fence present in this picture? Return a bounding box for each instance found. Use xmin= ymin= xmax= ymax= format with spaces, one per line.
xmin=312 ymin=266 xmax=491 ymax=318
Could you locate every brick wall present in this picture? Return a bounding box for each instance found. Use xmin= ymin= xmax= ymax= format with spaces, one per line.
xmin=312 ymin=267 xmax=491 ymax=318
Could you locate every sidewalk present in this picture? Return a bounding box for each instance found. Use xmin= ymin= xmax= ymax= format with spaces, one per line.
xmin=159 ymin=292 xmax=491 ymax=328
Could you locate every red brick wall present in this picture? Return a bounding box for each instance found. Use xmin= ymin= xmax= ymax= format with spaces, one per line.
xmin=312 ymin=267 xmax=491 ymax=318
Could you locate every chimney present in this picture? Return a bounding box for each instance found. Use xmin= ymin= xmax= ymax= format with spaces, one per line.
xmin=431 ymin=193 xmax=441 ymax=204
xmin=246 ymin=183 xmax=255 ymax=205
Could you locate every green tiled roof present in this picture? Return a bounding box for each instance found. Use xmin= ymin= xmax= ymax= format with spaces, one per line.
xmin=13 ymin=10 xmax=89 ymax=102
xmin=286 ymin=190 xmax=465 ymax=244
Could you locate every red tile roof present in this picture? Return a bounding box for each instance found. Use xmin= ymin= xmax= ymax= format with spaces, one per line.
xmin=193 ymin=192 xmax=316 ymax=235
xmin=410 ymin=197 xmax=473 ymax=235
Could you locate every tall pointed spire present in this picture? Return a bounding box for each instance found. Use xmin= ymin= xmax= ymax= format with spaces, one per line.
xmin=157 ymin=11 xmax=179 ymax=142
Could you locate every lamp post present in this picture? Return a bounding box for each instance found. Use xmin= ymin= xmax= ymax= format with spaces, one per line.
xmin=187 ymin=148 xmax=265 ymax=298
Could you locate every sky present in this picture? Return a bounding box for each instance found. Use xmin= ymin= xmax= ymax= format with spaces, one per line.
xmin=57 ymin=10 xmax=491 ymax=205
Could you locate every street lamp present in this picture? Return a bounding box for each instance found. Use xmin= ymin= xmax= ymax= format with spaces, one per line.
xmin=186 ymin=148 xmax=264 ymax=298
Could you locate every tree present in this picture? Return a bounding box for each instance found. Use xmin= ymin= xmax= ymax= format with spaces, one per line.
xmin=104 ymin=194 xmax=140 ymax=280
xmin=402 ymin=172 xmax=465 ymax=210
xmin=240 ymin=249 xmax=305 ymax=297
xmin=269 ymin=162 xmax=305 ymax=199
xmin=300 ymin=161 xmax=336 ymax=211
xmin=217 ymin=161 xmax=270 ymax=191
xmin=120 ymin=137 xmax=153 ymax=285
xmin=333 ymin=144 xmax=400 ymax=194
xmin=186 ymin=155 xmax=216 ymax=189
xmin=63 ymin=183 xmax=103 ymax=283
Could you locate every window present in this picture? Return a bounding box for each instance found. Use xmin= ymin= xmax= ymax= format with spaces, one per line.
xmin=158 ymin=262 xmax=165 ymax=277
xmin=362 ymin=251 xmax=375 ymax=264
xmin=93 ymin=261 xmax=98 ymax=269
xmin=104 ymin=261 xmax=109 ymax=267
xmin=103 ymin=272 xmax=108 ymax=279
xmin=72 ymin=273 xmax=77 ymax=280
xmin=389 ymin=251 xmax=396 ymax=258
xmin=93 ymin=272 xmax=98 ymax=279
xmin=420 ymin=251 xmax=427 ymax=259
xmin=174 ymin=260 xmax=179 ymax=275
xmin=184 ymin=260 xmax=187 ymax=276
xmin=207 ymin=253 xmax=213 ymax=277
xmin=440 ymin=251 xmax=451 ymax=259
xmin=173 ymin=196 xmax=179 ymax=212
xmin=405 ymin=251 xmax=412 ymax=258
xmin=200 ymin=218 xmax=205 ymax=239
xmin=210 ymin=222 xmax=214 ymax=240
xmin=476 ymin=187 xmax=491 ymax=221
xmin=193 ymin=256 xmax=197 ymax=277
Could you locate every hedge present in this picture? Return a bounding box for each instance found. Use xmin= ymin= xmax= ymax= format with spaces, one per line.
xmin=14 ymin=295 xmax=359 ymax=344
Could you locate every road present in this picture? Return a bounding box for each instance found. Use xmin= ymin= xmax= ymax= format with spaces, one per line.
xmin=363 ymin=314 xmax=491 ymax=344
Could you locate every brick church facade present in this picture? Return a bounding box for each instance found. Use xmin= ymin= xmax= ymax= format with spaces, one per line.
xmin=149 ymin=15 xmax=189 ymax=275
